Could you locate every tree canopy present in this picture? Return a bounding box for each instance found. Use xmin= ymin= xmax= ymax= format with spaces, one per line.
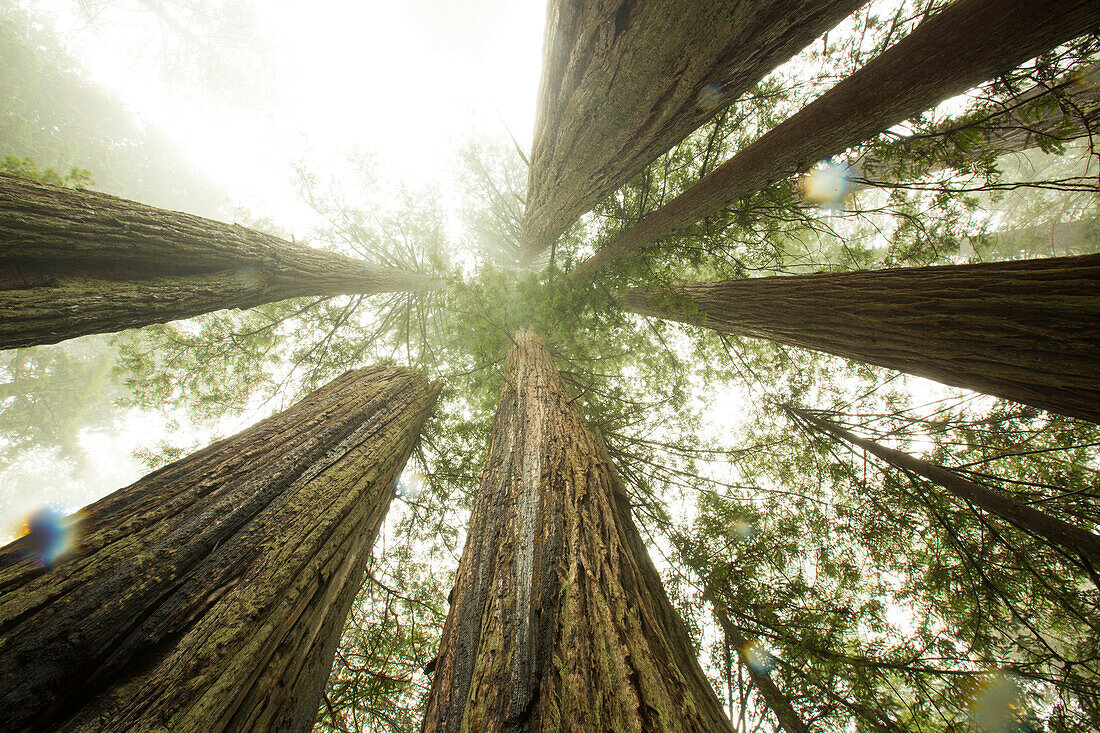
xmin=2 ymin=0 xmax=1099 ymax=730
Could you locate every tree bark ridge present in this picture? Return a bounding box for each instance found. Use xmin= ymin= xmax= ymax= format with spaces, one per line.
xmin=0 ymin=174 xmax=438 ymax=348
xmin=623 ymin=254 xmax=1100 ymax=424
xmin=573 ymin=0 xmax=1100 ymax=277
xmin=519 ymin=0 xmax=866 ymax=259
xmin=0 ymin=365 xmax=440 ymax=732
xmin=423 ymin=330 xmax=730 ymax=732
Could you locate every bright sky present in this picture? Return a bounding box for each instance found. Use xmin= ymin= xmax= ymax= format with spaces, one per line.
xmin=2 ymin=0 xmax=548 ymax=539
xmin=25 ymin=0 xmax=546 ymax=232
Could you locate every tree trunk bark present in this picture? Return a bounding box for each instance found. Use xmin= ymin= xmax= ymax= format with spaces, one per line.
xmin=623 ymin=254 xmax=1100 ymax=424
xmin=422 ymin=330 xmax=731 ymax=732
xmin=0 ymin=174 xmax=438 ymax=349
xmin=787 ymin=406 xmax=1100 ymax=567
xmin=0 ymin=365 xmax=440 ymax=732
xmin=518 ymin=0 xmax=866 ymax=261
xmin=572 ymin=0 xmax=1100 ymax=278
xmin=848 ymin=76 xmax=1100 ymax=190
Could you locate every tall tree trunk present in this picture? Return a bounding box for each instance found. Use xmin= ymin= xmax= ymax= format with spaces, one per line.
xmin=0 ymin=174 xmax=438 ymax=349
xmin=572 ymin=0 xmax=1100 ymax=278
xmin=623 ymin=254 xmax=1100 ymax=424
xmin=849 ymin=75 xmax=1100 ymax=190
xmin=423 ymin=331 xmax=730 ymax=732
xmin=0 ymin=366 xmax=440 ymax=732
xmin=701 ymin=589 xmax=809 ymax=733
xmin=787 ymin=406 xmax=1100 ymax=567
xmin=518 ymin=0 xmax=866 ymax=261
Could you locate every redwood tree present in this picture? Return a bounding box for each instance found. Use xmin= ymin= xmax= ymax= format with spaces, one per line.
xmin=423 ymin=331 xmax=730 ymax=732
xmin=0 ymin=365 xmax=439 ymax=732
xmin=518 ymin=0 xmax=865 ymax=259
xmin=573 ymin=0 xmax=1100 ymax=277
xmin=0 ymin=173 xmax=437 ymax=349
xmin=624 ymin=254 xmax=1100 ymax=424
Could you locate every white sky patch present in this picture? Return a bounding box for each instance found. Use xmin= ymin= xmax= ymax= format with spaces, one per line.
xmin=22 ymin=0 xmax=545 ymax=233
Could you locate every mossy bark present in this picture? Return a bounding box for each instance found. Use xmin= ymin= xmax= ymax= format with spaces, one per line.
xmin=0 ymin=365 xmax=440 ymax=732
xmin=0 ymin=174 xmax=438 ymax=349
xmin=789 ymin=406 xmax=1100 ymax=567
xmin=624 ymin=254 xmax=1100 ymax=424
xmin=519 ymin=0 xmax=864 ymax=260
xmin=423 ymin=331 xmax=730 ymax=732
xmin=573 ymin=0 xmax=1100 ymax=277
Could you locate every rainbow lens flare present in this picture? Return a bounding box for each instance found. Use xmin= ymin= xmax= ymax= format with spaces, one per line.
xmin=697 ymin=83 xmax=723 ymax=111
xmin=20 ymin=507 xmax=72 ymax=566
xmin=799 ymin=159 xmax=852 ymax=210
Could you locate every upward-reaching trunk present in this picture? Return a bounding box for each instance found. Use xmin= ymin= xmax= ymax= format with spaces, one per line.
xmin=0 ymin=174 xmax=438 ymax=349
xmin=787 ymin=406 xmax=1100 ymax=568
xmin=423 ymin=331 xmax=730 ymax=732
xmin=0 ymin=366 xmax=440 ymax=732
xmin=518 ymin=0 xmax=866 ymax=260
xmin=572 ymin=0 xmax=1100 ymax=278
xmin=623 ymin=254 xmax=1100 ymax=424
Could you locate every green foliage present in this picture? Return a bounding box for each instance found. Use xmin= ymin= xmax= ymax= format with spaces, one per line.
xmin=6 ymin=3 xmax=1100 ymax=730
xmin=0 ymin=4 xmax=226 ymax=215
xmin=0 ymin=155 xmax=93 ymax=188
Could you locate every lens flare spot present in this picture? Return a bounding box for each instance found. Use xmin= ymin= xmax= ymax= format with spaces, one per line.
xmin=968 ymin=673 xmax=1036 ymax=733
xmin=697 ymin=83 xmax=724 ymax=111
xmin=20 ymin=507 xmax=73 ymax=566
xmin=730 ymin=520 xmax=753 ymax=541
xmin=234 ymin=265 xmax=262 ymax=289
xmin=395 ymin=469 xmax=427 ymax=503
xmin=798 ymin=159 xmax=851 ymax=210
xmin=741 ymin=639 xmax=774 ymax=675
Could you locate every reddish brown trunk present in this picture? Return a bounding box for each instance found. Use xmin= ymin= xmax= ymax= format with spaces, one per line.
xmin=423 ymin=331 xmax=730 ymax=732
xmin=0 ymin=174 xmax=438 ymax=348
xmin=0 ymin=366 xmax=440 ymax=732
xmin=519 ymin=0 xmax=865 ymax=260
xmin=623 ymin=254 xmax=1100 ymax=424
xmin=573 ymin=0 xmax=1100 ymax=277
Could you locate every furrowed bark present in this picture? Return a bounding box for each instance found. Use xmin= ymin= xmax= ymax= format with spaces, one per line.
xmin=623 ymin=254 xmax=1100 ymax=424
xmin=572 ymin=0 xmax=1100 ymax=278
xmin=519 ymin=0 xmax=865 ymax=261
xmin=788 ymin=406 xmax=1100 ymax=566
xmin=701 ymin=590 xmax=809 ymax=733
xmin=0 ymin=174 xmax=438 ymax=349
xmin=0 ymin=366 xmax=440 ymax=732
xmin=423 ymin=330 xmax=730 ymax=732
xmin=849 ymin=75 xmax=1100 ymax=190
